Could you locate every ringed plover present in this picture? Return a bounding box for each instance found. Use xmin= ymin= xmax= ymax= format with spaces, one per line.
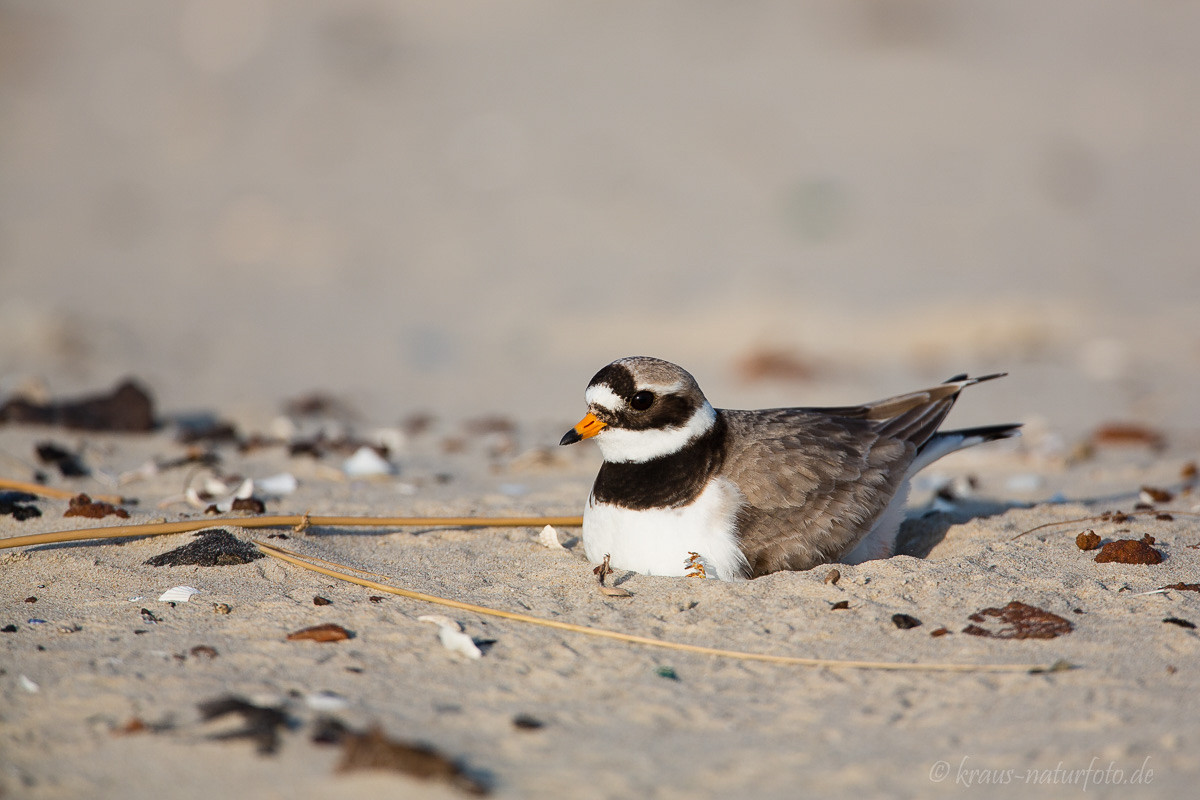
xmin=560 ymin=356 xmax=1019 ymax=580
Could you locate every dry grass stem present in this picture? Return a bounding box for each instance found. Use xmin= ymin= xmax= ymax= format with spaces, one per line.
xmin=254 ymin=540 xmax=1059 ymax=674
xmin=0 ymin=477 xmax=125 ymax=506
xmin=0 ymin=514 xmax=584 ymax=551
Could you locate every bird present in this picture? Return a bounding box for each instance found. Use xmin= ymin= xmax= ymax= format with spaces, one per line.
xmin=559 ymin=356 xmax=1020 ymax=581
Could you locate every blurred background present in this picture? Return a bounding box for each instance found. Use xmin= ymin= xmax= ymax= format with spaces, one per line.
xmin=2 ymin=1 xmax=1199 ymax=434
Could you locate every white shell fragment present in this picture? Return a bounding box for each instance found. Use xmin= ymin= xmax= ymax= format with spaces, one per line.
xmin=305 ymin=691 xmax=350 ymax=712
xmin=180 ymin=477 xmax=256 ymax=512
xmin=257 ymin=472 xmax=298 ymax=496
xmin=370 ymin=427 xmax=408 ymax=454
xmin=119 ymin=459 xmax=159 ymax=485
xmin=418 ymin=615 xmax=482 ymax=660
xmin=342 ymin=446 xmax=395 ymax=478
xmin=19 ymin=675 xmax=39 ymax=693
xmin=1005 ymin=473 xmax=1045 ymax=493
xmin=538 ymin=524 xmax=565 ymax=549
xmin=158 ymin=586 xmax=201 ymax=603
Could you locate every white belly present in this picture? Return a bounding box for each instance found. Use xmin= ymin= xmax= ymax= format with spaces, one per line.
xmin=582 ymin=478 xmax=749 ymax=581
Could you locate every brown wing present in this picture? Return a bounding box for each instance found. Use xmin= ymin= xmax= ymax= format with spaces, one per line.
xmin=720 ymin=374 xmax=1001 ymax=576
xmin=721 ymin=409 xmax=911 ymax=576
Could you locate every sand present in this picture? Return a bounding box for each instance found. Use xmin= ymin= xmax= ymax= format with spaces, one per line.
xmin=2 ymin=418 xmax=1199 ymax=799
xmin=3 ymin=3 xmax=1200 ymax=798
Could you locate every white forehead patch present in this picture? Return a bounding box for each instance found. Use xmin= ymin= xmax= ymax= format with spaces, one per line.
xmin=584 ymin=384 xmax=623 ymax=413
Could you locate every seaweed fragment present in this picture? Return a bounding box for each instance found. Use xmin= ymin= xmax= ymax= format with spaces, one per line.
xmin=64 ymin=493 xmax=129 ymax=519
xmin=197 ymin=696 xmax=289 ymax=755
xmin=0 ymin=492 xmax=40 ymax=521
xmin=963 ymin=601 xmax=1073 ymax=640
xmin=0 ymin=380 xmax=155 ymax=431
xmin=336 ymin=725 xmax=490 ymax=794
xmin=144 ymin=529 xmax=264 ymax=567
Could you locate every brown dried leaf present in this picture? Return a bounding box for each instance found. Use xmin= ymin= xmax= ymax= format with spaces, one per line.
xmin=1094 ymin=539 xmax=1163 ymax=565
xmin=598 ymin=585 xmax=632 ymax=598
xmin=112 ymin=717 xmax=147 ymax=736
xmin=1090 ymin=422 xmax=1165 ymax=450
xmin=287 ymin=623 xmax=352 ymax=642
xmin=734 ymin=348 xmax=817 ymax=383
xmin=823 ymin=568 xmax=841 ymax=585
xmin=1162 ymin=583 xmax=1200 ymax=592
xmin=962 ymin=601 xmax=1073 ymax=640
xmin=1139 ymin=486 xmax=1173 ymax=504
xmin=463 ymin=415 xmax=517 ymax=435
xmin=230 ymin=496 xmax=266 ymax=513
xmin=337 ymin=725 xmax=488 ymax=794
xmin=0 ymin=379 xmax=155 ymax=431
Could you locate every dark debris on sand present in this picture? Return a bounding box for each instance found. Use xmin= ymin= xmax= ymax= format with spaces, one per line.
xmin=0 ymin=380 xmax=156 ymax=432
xmin=64 ymin=493 xmax=129 ymax=519
xmin=1 ymin=492 xmax=42 ymax=521
xmin=1094 ymin=535 xmax=1164 ymax=565
xmin=35 ymin=442 xmax=88 ymax=477
xmin=197 ymin=696 xmax=289 ymax=755
xmin=334 ymin=724 xmax=490 ymax=794
xmin=963 ymin=601 xmax=1074 ymax=640
xmin=145 ymin=529 xmax=264 ymax=567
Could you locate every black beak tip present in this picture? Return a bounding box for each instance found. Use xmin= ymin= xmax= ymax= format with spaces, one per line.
xmin=559 ymin=429 xmax=582 ymax=446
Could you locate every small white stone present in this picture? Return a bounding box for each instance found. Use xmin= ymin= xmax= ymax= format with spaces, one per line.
xmin=342 ymin=446 xmax=394 ymax=477
xmin=305 ymin=691 xmax=350 ymax=712
xmin=1005 ymin=473 xmax=1045 ymax=492
xmin=257 ymin=472 xmax=298 ymax=495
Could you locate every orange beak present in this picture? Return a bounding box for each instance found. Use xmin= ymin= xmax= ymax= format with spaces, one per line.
xmin=559 ymin=412 xmax=606 ymax=445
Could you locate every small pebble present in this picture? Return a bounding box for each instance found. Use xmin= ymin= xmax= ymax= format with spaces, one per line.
xmin=212 ymin=603 xmax=232 ymax=615
xmin=512 ymin=714 xmax=545 ymax=731
xmin=1164 ymin=617 xmax=1196 ymax=630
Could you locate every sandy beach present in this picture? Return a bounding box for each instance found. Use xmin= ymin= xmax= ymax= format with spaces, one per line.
xmin=4 ymin=3 xmax=1200 ymax=798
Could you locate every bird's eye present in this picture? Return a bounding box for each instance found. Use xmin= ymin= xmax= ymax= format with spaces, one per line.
xmin=630 ymin=391 xmax=655 ymax=411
